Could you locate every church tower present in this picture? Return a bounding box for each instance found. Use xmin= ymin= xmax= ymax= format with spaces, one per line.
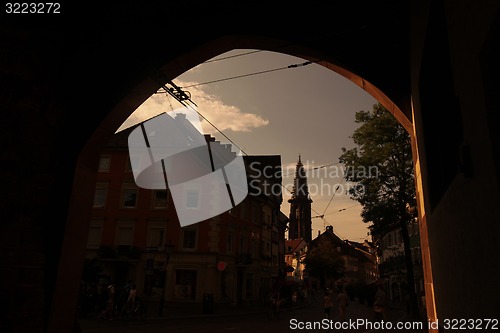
xmin=288 ymin=155 xmax=313 ymax=243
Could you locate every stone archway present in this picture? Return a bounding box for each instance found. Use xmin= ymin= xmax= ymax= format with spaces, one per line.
xmin=49 ymin=36 xmax=433 ymax=332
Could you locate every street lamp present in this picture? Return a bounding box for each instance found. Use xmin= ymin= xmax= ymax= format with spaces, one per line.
xmin=158 ymin=240 xmax=175 ymax=316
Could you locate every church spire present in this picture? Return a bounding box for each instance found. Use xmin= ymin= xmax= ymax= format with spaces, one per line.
xmin=291 ymin=155 xmax=309 ymax=200
xmin=288 ymin=155 xmax=313 ymax=243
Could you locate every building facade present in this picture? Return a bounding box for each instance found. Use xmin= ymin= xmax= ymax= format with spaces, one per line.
xmin=307 ymin=226 xmax=378 ymax=290
xmin=284 ymin=238 xmax=307 ymax=282
xmin=83 ymin=127 xmax=286 ymax=309
xmin=374 ymin=215 xmax=424 ymax=305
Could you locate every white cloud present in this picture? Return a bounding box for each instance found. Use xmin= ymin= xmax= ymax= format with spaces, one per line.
xmin=116 ymin=80 xmax=269 ymax=134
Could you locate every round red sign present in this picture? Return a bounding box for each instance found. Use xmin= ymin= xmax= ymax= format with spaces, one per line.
xmin=217 ymin=261 xmax=226 ymax=271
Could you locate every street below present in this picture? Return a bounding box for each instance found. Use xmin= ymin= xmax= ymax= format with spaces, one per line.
xmin=78 ymin=293 xmax=426 ymax=333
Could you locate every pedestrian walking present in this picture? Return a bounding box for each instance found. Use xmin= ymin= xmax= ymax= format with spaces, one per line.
xmin=337 ymin=287 xmax=349 ymax=322
xmin=98 ymin=283 xmax=115 ymax=320
xmin=323 ymin=291 xmax=333 ymax=319
xmin=373 ymin=284 xmax=387 ymax=322
xmin=269 ymin=289 xmax=281 ymax=319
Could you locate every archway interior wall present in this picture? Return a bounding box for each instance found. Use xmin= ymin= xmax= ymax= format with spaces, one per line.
xmin=409 ymin=0 xmax=500 ymax=328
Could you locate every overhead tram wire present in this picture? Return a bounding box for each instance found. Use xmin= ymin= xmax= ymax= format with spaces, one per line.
xmin=296 ymin=172 xmax=347 ymax=233
xmin=165 ymin=93 xmax=175 ymax=112
xmin=180 ymin=61 xmax=313 ymax=89
xmin=281 ymin=183 xmax=325 ymax=223
xmin=157 ymin=81 xmax=249 ymax=156
xmin=317 ymin=213 xmax=349 ymax=241
xmin=280 ymin=162 xmax=342 ymax=179
xmin=281 ymin=161 xmax=351 ymax=234
xmin=322 ymin=175 xmax=346 ymax=217
xmin=324 ymin=204 xmax=360 ymax=216
xmin=154 ymin=59 xmax=315 ymax=155
xmin=281 ymin=180 xmax=340 ymax=237
xmin=202 ymin=50 xmax=264 ymax=63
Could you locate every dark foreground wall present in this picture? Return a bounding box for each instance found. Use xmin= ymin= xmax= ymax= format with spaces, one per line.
xmin=0 ymin=1 xmax=498 ymax=332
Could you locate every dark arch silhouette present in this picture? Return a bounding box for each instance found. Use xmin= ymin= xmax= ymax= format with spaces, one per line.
xmin=1 ymin=2 xmax=499 ymax=332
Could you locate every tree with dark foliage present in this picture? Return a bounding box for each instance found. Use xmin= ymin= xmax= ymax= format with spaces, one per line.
xmin=303 ymin=237 xmax=345 ymax=288
xmin=339 ymin=103 xmax=419 ymax=319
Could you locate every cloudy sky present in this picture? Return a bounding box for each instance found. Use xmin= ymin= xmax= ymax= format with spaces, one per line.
xmin=117 ymin=49 xmax=379 ymax=242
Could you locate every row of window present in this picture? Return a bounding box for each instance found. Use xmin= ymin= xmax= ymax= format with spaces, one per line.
xmin=229 ymin=201 xmax=273 ymax=225
xmin=98 ymin=155 xmax=137 ymax=173
xmin=99 ymin=155 xmax=203 ymax=211
xmin=99 ymin=154 xmax=168 ymax=176
xmin=384 ymin=230 xmax=403 ymax=248
xmin=93 ymin=183 xmax=168 ymax=209
xmin=87 ymin=220 xmax=197 ymax=250
xmin=99 ymin=155 xmax=277 ymax=222
xmin=149 ymin=270 xmax=259 ymax=301
xmin=145 ymin=269 xmax=197 ymax=300
xmin=88 ymin=219 xmax=277 ymax=259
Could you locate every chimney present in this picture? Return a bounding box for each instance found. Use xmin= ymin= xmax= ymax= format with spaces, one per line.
xmin=175 ymin=113 xmax=187 ymax=120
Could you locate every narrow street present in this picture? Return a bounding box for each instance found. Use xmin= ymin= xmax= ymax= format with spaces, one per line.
xmin=78 ymin=293 xmax=426 ymax=333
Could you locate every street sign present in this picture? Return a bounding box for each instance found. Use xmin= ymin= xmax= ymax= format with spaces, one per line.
xmin=217 ymin=261 xmax=226 ymax=271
